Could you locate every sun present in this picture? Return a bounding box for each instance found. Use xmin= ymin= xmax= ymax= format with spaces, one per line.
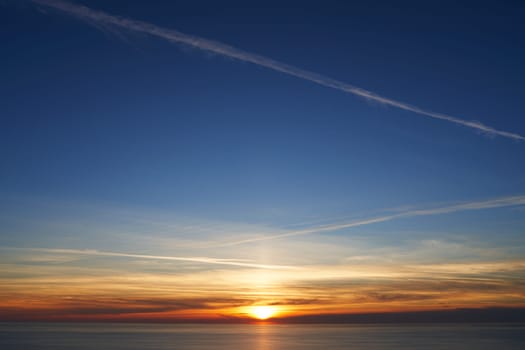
xmin=249 ymin=306 xmax=278 ymax=320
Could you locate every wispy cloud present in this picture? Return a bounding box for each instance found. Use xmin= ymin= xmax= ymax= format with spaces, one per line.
xmin=0 ymin=247 xmax=296 ymax=270
xmin=32 ymin=0 xmax=523 ymax=140
xmin=3 ymin=254 xmax=524 ymax=320
xmin=219 ymin=195 xmax=525 ymax=246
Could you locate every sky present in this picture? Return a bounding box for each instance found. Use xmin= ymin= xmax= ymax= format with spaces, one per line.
xmin=1 ymin=0 xmax=525 ymax=322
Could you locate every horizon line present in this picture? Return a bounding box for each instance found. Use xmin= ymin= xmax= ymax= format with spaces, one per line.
xmin=3 ymin=306 xmax=525 ymax=324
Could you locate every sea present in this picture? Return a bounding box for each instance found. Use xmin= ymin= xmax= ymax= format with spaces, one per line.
xmin=1 ymin=323 xmax=524 ymax=349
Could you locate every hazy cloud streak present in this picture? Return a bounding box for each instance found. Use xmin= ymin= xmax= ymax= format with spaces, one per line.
xmin=220 ymin=195 xmax=525 ymax=246
xmin=0 ymin=247 xmax=296 ymax=269
xmin=33 ymin=0 xmax=523 ymax=140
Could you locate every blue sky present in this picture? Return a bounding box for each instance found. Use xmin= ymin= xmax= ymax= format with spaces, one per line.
xmin=0 ymin=0 xmax=524 ymax=320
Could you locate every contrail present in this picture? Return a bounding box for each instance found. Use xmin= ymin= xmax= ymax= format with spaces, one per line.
xmin=0 ymin=247 xmax=296 ymax=269
xmin=32 ymin=0 xmax=523 ymax=141
xmin=219 ymin=195 xmax=525 ymax=246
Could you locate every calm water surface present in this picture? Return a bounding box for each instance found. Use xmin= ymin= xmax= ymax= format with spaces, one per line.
xmin=1 ymin=323 xmax=524 ymax=349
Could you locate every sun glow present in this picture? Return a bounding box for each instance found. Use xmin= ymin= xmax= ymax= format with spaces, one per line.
xmin=249 ymin=306 xmax=278 ymax=320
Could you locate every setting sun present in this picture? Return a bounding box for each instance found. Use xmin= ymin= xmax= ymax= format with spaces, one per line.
xmin=249 ymin=306 xmax=278 ymax=320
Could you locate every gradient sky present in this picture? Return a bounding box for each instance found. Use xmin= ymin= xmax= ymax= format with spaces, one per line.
xmin=1 ymin=0 xmax=525 ymax=321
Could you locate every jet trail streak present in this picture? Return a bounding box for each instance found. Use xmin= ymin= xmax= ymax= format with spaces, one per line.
xmin=33 ymin=0 xmax=524 ymax=140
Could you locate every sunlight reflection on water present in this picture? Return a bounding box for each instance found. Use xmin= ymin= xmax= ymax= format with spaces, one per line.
xmin=1 ymin=323 xmax=525 ymax=349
